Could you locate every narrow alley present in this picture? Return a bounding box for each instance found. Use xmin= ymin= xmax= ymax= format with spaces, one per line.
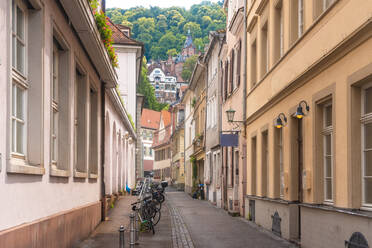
xmin=167 ymin=191 xmax=295 ymax=248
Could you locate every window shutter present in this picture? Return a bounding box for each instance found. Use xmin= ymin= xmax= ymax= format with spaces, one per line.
xmin=230 ymin=51 xmax=234 ymax=93
xmin=237 ymin=41 xmax=241 ymax=87
xmin=224 ymin=61 xmax=228 ymax=100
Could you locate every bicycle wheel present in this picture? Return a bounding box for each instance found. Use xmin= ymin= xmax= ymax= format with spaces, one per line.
xmin=152 ymin=209 xmax=161 ymax=226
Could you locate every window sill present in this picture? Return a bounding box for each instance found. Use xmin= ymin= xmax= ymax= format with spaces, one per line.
xmin=50 ymin=166 xmax=70 ymax=177
xmin=74 ymin=170 xmax=88 ymax=178
xmin=89 ymin=173 xmax=98 ymax=179
xmin=7 ymin=158 xmax=45 ymax=175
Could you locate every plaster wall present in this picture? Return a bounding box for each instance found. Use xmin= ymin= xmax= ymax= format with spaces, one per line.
xmin=0 ymin=0 xmax=102 ymax=232
xmin=105 ymin=95 xmax=136 ymax=193
xmin=115 ymin=48 xmax=137 ymax=125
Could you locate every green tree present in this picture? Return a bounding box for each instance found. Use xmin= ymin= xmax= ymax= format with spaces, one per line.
xmin=167 ymin=48 xmax=178 ymax=57
xmin=181 ymin=54 xmax=198 ymax=82
xmin=183 ymin=22 xmax=202 ymax=39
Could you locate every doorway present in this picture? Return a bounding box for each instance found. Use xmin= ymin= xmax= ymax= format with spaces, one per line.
xmin=291 ymin=117 xmax=303 ymax=240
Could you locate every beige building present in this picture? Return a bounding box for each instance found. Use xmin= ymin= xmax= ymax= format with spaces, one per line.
xmin=152 ymin=110 xmax=172 ymax=181
xmin=220 ymin=0 xmax=246 ymax=215
xmin=189 ymin=57 xmax=207 ymax=192
xmin=181 ymin=88 xmax=195 ymax=193
xmin=170 ymin=103 xmax=186 ymax=189
xmin=244 ymin=0 xmax=372 ymax=247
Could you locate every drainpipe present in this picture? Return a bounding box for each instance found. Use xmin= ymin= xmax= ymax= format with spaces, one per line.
xmin=242 ymin=0 xmax=248 ymax=215
xmin=100 ymin=82 xmax=106 ymax=221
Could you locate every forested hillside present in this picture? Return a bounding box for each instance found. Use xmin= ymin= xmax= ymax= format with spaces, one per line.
xmin=106 ymin=1 xmax=226 ymax=60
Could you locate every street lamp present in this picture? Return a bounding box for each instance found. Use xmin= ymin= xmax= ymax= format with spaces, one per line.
xmin=274 ymin=113 xmax=287 ymax=129
xmin=226 ymin=107 xmax=244 ymax=123
xmin=294 ymin=100 xmax=310 ymax=119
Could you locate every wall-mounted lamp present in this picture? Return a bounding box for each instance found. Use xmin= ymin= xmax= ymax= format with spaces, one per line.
xmin=294 ymin=100 xmax=310 ymax=119
xmin=226 ymin=107 xmax=244 ymax=123
xmin=274 ymin=113 xmax=287 ymax=129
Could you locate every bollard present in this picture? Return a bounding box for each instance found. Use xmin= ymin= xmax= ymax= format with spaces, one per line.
xmin=119 ymin=225 xmax=125 ymax=248
xmin=135 ymin=211 xmax=139 ymax=244
xmin=130 ymin=212 xmax=135 ymax=247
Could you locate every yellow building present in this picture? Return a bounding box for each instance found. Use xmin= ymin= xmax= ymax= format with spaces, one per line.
xmin=189 ymin=57 xmax=207 ymax=191
xmin=244 ymin=0 xmax=372 ymax=247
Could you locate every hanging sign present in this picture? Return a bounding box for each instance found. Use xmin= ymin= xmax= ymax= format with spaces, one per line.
xmin=220 ymin=133 xmax=239 ymax=147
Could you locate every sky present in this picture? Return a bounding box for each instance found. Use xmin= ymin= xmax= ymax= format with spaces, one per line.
xmin=106 ymin=0 xmax=221 ymax=9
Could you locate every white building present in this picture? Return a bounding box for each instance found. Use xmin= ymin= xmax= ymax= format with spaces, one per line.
xmin=0 ymin=0 xmax=139 ymax=246
xmin=148 ymin=68 xmax=177 ymax=104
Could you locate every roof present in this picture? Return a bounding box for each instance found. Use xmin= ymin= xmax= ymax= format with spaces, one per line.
xmin=107 ymin=19 xmax=143 ymax=46
xmin=184 ymin=32 xmax=195 ymax=48
xmin=161 ymin=110 xmax=171 ymax=126
xmin=141 ymin=108 xmax=161 ymax=130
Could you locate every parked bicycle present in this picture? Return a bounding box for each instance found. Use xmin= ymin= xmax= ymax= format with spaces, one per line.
xmin=131 ymin=177 xmax=168 ymax=235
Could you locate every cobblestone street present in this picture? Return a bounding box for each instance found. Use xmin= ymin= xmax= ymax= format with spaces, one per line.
xmin=167 ymin=191 xmax=297 ymax=248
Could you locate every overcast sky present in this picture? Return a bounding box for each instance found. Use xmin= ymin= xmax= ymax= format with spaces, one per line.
xmin=106 ymin=0 xmax=221 ymax=9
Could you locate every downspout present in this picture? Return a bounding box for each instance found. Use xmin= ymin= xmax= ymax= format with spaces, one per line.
xmin=100 ymin=82 xmax=106 ymax=221
xmin=242 ymin=0 xmax=248 ymax=215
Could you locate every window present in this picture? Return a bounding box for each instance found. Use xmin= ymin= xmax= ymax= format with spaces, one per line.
xmin=290 ymin=0 xmax=304 ymax=44
xmin=273 ymin=0 xmax=283 ymax=63
xmin=260 ymin=22 xmax=269 ymax=77
xmin=314 ymin=0 xmax=335 ymax=19
xmin=261 ymin=130 xmax=268 ymax=197
xmin=9 ymin=0 xmax=43 ymax=174
xmin=12 ymin=0 xmax=26 ymax=75
xmin=74 ymin=68 xmax=88 ymax=176
xmin=89 ymin=87 xmax=98 ymax=176
xmin=362 ymin=84 xmax=372 ymax=206
xmin=11 ymin=83 xmax=26 ymax=156
xmin=251 ymin=136 xmax=257 ymax=195
xmin=250 ymin=40 xmax=257 ymax=87
xmin=229 ymin=51 xmax=235 ymax=94
xmin=11 ymin=0 xmax=27 ymax=157
xmin=236 ymin=40 xmax=241 ymax=88
xmin=275 ymin=128 xmax=284 ymax=198
xmin=322 ymin=103 xmax=333 ymax=202
xmin=51 ymin=42 xmax=59 ymax=166
xmin=298 ymin=0 xmax=304 ymax=37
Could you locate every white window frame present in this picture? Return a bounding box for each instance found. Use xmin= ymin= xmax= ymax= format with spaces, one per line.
xmin=361 ymin=82 xmax=372 ymax=208
xmin=11 ymin=0 xmax=28 ymax=159
xmin=298 ymin=0 xmax=304 ymax=37
xmin=279 ymin=7 xmax=284 ymax=57
xmin=322 ymin=102 xmax=333 ymax=203
xmin=51 ymin=42 xmax=59 ymax=167
xmin=12 ymin=0 xmax=27 ymax=76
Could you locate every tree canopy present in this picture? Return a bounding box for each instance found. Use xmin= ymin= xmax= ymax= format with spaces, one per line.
xmin=181 ymin=55 xmax=199 ymax=82
xmin=106 ymin=1 xmax=226 ymax=60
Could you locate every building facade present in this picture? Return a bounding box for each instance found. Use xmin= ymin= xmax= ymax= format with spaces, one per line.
xmin=189 ymin=57 xmax=207 ymax=192
xmin=204 ymin=31 xmax=225 ymax=205
xmin=244 ymin=0 xmax=372 ymax=247
xmin=182 ymin=88 xmax=195 ymax=193
xmin=170 ymin=102 xmax=185 ymax=189
xmin=0 ymin=0 xmax=139 ymax=247
xmin=220 ymin=0 xmax=245 ymax=215
xmin=140 ymin=108 xmax=161 ymax=176
xmin=148 ymin=67 xmax=178 ymax=104
xmin=152 ymin=110 xmax=172 ymax=181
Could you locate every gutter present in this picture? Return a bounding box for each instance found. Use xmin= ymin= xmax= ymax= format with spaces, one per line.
xmin=243 ymin=1 xmax=247 ymax=131
xmin=100 ymin=82 xmax=106 ymax=221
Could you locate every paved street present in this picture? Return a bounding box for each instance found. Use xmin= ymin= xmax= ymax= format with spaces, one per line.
xmin=167 ymin=191 xmax=296 ymax=248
